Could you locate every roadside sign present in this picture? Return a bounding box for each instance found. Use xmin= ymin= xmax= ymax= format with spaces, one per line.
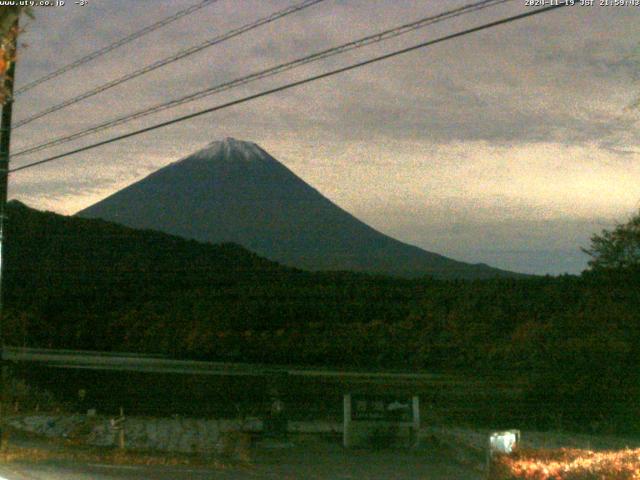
xmin=343 ymin=393 xmax=419 ymax=448
xmin=350 ymin=395 xmax=413 ymax=422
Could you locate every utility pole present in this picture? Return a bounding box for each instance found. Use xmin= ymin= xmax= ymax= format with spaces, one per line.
xmin=0 ymin=18 xmax=18 ymax=344
xmin=0 ymin=18 xmax=18 ymax=437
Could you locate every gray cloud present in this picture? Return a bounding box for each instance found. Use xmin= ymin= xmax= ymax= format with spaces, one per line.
xmin=7 ymin=0 xmax=640 ymax=274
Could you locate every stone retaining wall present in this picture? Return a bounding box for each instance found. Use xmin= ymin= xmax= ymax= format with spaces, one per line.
xmin=6 ymin=414 xmax=340 ymax=453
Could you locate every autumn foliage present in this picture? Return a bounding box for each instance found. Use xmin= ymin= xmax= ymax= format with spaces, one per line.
xmin=0 ymin=7 xmax=31 ymax=103
xmin=0 ymin=26 xmax=17 ymax=102
xmin=489 ymin=448 xmax=640 ymax=480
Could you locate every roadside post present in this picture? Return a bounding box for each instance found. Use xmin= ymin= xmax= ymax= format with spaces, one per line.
xmin=263 ymin=372 xmax=289 ymax=439
xmin=486 ymin=430 xmax=520 ymax=474
xmin=110 ymin=407 xmax=126 ymax=449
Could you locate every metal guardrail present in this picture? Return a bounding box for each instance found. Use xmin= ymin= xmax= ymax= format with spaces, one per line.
xmin=1 ymin=346 xmax=459 ymax=382
xmin=2 ymin=346 xmax=166 ymax=358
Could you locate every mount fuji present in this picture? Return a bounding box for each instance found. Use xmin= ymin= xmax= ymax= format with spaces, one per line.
xmin=77 ymin=138 xmax=518 ymax=279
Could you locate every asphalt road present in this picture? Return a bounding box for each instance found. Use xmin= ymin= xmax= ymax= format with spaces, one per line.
xmin=0 ymin=446 xmax=483 ymax=479
xmin=0 ymin=461 xmax=481 ymax=480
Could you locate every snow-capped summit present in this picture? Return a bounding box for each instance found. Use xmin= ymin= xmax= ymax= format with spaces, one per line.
xmin=195 ymin=137 xmax=270 ymax=162
xmin=77 ymin=139 xmax=517 ymax=279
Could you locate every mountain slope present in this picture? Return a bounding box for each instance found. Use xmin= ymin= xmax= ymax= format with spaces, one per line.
xmin=77 ymin=138 xmax=518 ymax=279
xmin=5 ymin=199 xmax=288 ymax=302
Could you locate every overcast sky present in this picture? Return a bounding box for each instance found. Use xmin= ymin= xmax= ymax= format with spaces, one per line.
xmin=7 ymin=0 xmax=640 ymax=275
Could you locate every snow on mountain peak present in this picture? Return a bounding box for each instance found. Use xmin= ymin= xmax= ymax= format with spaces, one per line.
xmin=193 ymin=137 xmax=270 ymax=162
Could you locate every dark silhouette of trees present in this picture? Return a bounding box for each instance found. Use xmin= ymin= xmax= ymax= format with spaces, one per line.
xmin=5 ymin=201 xmax=640 ymax=431
xmin=583 ymin=209 xmax=640 ymax=271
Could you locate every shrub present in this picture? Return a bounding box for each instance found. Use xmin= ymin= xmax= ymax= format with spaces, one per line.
xmin=489 ymin=447 xmax=640 ymax=480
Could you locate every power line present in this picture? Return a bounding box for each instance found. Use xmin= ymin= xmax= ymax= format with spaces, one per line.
xmin=13 ymin=0 xmax=326 ymax=129
xmin=12 ymin=0 xmax=512 ymax=159
xmin=9 ymin=2 xmax=570 ymax=174
xmin=14 ymin=0 xmax=220 ymax=96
